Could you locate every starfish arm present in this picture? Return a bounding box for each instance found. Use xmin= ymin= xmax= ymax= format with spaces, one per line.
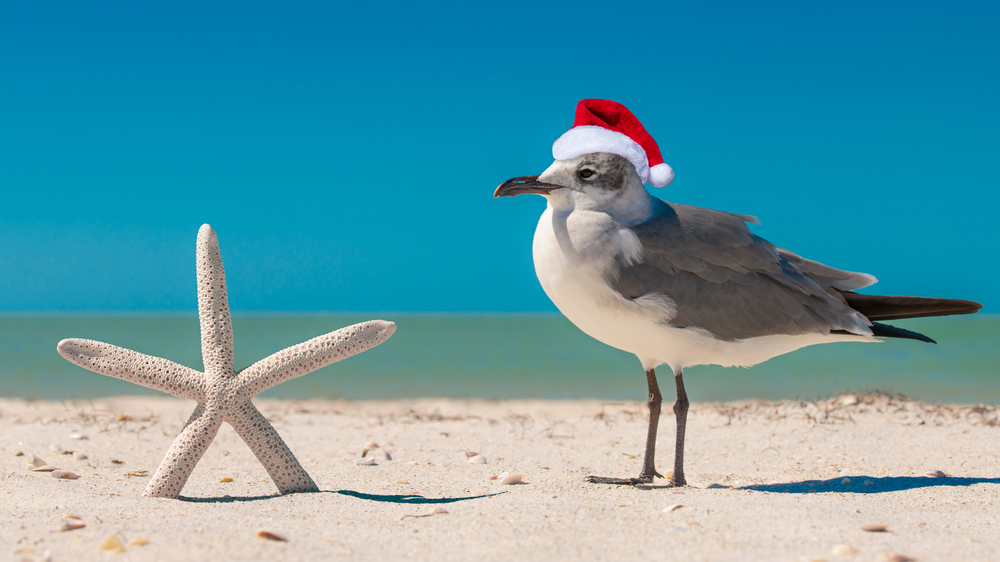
xmin=57 ymin=338 xmax=205 ymax=402
xmin=224 ymin=400 xmax=318 ymax=494
xmin=236 ymin=320 xmax=396 ymax=397
xmin=143 ymin=403 xmax=223 ymax=498
xmin=196 ymin=224 xmax=234 ymax=377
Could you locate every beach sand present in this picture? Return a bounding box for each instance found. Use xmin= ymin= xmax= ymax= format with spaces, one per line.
xmin=2 ymin=394 xmax=999 ymax=561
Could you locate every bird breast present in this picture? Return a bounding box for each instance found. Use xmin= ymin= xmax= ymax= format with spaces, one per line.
xmin=531 ymin=207 xmax=670 ymax=354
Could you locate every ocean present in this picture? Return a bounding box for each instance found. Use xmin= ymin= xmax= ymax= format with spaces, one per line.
xmin=0 ymin=313 xmax=997 ymax=404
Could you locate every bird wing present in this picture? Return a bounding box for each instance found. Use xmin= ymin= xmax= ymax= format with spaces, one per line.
xmin=608 ymin=201 xmax=876 ymax=341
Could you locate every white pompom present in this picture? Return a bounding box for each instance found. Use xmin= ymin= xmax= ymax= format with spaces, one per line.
xmin=648 ymin=163 xmax=674 ymax=187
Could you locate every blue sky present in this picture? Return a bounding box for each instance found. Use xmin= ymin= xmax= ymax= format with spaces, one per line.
xmin=1 ymin=1 xmax=996 ymax=313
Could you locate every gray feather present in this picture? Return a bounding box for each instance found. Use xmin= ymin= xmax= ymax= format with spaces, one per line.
xmin=608 ymin=201 xmax=874 ymax=341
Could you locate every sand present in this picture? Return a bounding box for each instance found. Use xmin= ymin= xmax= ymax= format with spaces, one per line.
xmin=2 ymin=394 xmax=999 ymax=562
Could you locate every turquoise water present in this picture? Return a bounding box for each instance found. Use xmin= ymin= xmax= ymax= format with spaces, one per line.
xmin=0 ymin=314 xmax=997 ymax=404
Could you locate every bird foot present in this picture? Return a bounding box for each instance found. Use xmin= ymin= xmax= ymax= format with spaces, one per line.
xmin=585 ymin=472 xmax=661 ymax=486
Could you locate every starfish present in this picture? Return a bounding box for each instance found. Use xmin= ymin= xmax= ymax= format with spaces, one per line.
xmin=57 ymin=224 xmax=396 ymax=499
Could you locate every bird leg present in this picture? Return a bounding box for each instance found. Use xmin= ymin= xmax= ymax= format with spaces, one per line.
xmin=586 ymin=368 xmax=664 ymax=485
xmin=670 ymin=367 xmax=689 ymax=486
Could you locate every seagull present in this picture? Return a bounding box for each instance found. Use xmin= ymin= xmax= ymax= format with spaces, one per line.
xmin=494 ymin=99 xmax=982 ymax=487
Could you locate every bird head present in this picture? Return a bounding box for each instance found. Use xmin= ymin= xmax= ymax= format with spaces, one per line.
xmin=494 ymin=152 xmax=648 ymax=213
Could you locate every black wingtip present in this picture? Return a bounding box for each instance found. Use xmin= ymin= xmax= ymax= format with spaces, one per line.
xmin=870 ymin=321 xmax=936 ymax=344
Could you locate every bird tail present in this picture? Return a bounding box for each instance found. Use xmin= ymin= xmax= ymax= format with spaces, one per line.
xmin=834 ymin=290 xmax=983 ymax=344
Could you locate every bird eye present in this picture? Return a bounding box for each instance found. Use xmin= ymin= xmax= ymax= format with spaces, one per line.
xmin=579 ymin=169 xmax=596 ymax=180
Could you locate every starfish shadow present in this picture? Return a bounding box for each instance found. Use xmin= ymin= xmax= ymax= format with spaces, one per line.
xmin=178 ymin=493 xmax=284 ymax=503
xmin=334 ymin=489 xmax=502 ymax=504
xmin=743 ymin=475 xmax=1000 ymax=494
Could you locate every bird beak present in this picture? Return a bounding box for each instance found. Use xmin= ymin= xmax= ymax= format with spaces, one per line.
xmin=494 ymin=175 xmax=564 ymax=198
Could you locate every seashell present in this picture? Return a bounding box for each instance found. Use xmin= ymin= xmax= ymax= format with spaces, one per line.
xmin=831 ymin=544 xmax=857 ymax=556
xmin=364 ymin=441 xmax=379 ymax=449
xmin=32 ymin=465 xmax=58 ymax=472
xmin=461 ymin=450 xmax=479 ymax=458
xmin=29 ymin=453 xmax=46 ymax=468
xmin=256 ymin=530 xmax=287 ymax=542
xmin=220 ymin=478 xmax=234 ymax=483
xmin=468 ymin=454 xmax=487 ymax=464
xmin=353 ymin=457 xmax=376 ymax=466
xmin=884 ymin=554 xmax=916 ymax=562
xmin=70 ymin=434 xmax=89 ymax=440
xmin=501 ymin=473 xmax=524 ymax=485
xmin=128 ymin=538 xmax=149 ymax=547
xmin=662 ymin=503 xmax=683 ymax=512
xmin=841 ymin=478 xmax=851 ymax=484
xmin=51 ymin=444 xmax=72 ymax=455
xmin=51 ymin=471 xmax=80 ymax=479
xmin=73 ymin=452 xmax=89 ymax=460
xmin=14 ymin=451 xmax=24 ymax=457
xmin=59 ymin=519 xmax=86 ymax=532
xmin=924 ymin=470 xmax=946 ymax=478
xmin=860 ymin=523 xmax=889 ymax=532
xmin=396 ymin=479 xmax=409 ymax=485
xmin=838 ymin=394 xmax=859 ymax=406
xmin=663 ymin=470 xmax=674 ymax=480
xmin=100 ymin=534 xmax=125 ymax=553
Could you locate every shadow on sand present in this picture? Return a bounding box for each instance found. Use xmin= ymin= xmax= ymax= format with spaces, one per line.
xmin=179 ymin=494 xmax=283 ymax=503
xmin=744 ymin=475 xmax=1000 ymax=494
xmin=335 ymin=490 xmax=500 ymax=504
xmin=178 ymin=489 xmax=501 ymax=504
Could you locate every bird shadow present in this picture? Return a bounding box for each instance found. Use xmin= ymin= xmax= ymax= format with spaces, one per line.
xmin=334 ymin=489 xmax=501 ymax=504
xmin=742 ymin=475 xmax=1000 ymax=494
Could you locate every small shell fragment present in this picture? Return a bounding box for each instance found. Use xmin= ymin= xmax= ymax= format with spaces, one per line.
xmin=925 ymin=470 xmax=946 ymax=478
xmin=884 ymin=554 xmax=916 ymax=562
xmin=501 ymin=473 xmax=524 ymax=485
xmin=128 ymin=538 xmax=149 ymax=547
xmin=396 ymin=479 xmax=409 ymax=485
xmin=841 ymin=478 xmax=851 ymax=484
xmin=256 ymin=530 xmax=287 ymax=542
xmin=832 ymin=544 xmax=857 ymax=556
xmin=100 ymin=534 xmax=125 ymax=553
xmin=32 ymin=465 xmax=58 ymax=472
xmin=29 ymin=453 xmax=46 ymax=468
xmin=468 ymin=454 xmax=487 ymax=464
xmin=662 ymin=503 xmax=683 ymax=513
xmin=364 ymin=441 xmax=379 ymax=449
xmin=73 ymin=452 xmax=89 ymax=460
xmin=70 ymin=434 xmax=89 ymax=440
xmin=860 ymin=523 xmax=889 ymax=532
xmin=14 ymin=451 xmax=24 ymax=457
xmin=353 ymin=457 xmax=376 ymax=466
xmin=220 ymin=477 xmax=234 ymax=483
xmin=51 ymin=471 xmax=80 ymax=479
xmin=400 ymin=507 xmax=448 ymax=520
xmin=59 ymin=519 xmax=86 ymax=532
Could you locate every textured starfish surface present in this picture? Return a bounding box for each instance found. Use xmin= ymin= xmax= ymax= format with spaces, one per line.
xmin=57 ymin=224 xmax=396 ymax=498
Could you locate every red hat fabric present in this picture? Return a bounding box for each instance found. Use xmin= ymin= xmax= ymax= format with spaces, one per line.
xmin=552 ymin=99 xmax=674 ymax=187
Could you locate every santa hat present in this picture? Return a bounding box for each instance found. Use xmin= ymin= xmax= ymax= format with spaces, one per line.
xmin=552 ymin=99 xmax=674 ymax=187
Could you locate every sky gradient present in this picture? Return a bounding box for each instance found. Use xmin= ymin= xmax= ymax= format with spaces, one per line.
xmin=1 ymin=1 xmax=997 ymax=313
